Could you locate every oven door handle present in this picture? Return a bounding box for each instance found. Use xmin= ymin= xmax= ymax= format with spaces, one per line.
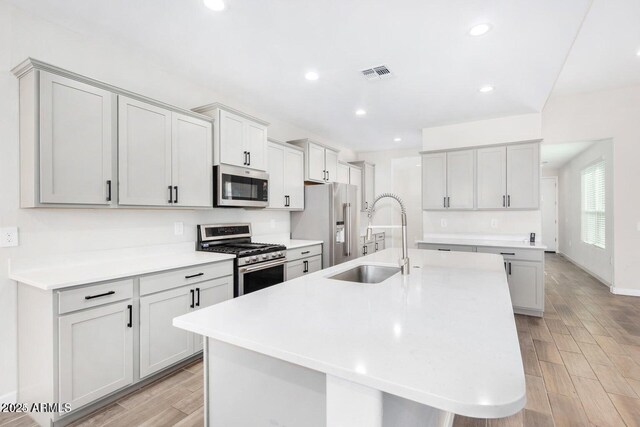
xmin=238 ymin=259 xmax=286 ymax=274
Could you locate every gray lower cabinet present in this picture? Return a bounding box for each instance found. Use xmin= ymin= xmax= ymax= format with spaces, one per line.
xmin=360 ymin=232 xmax=385 ymax=256
xmin=417 ymin=243 xmax=544 ymax=316
xmin=17 ymin=260 xmax=233 ymax=426
xmin=140 ymin=275 xmax=233 ymax=377
xmin=59 ymin=300 xmax=134 ymax=409
xmin=286 ymin=244 xmax=323 ymax=280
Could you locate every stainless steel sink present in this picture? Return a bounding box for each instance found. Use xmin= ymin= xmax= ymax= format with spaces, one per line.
xmin=329 ymin=265 xmax=400 ymax=284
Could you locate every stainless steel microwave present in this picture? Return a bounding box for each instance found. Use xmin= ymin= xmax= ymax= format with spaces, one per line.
xmin=214 ymin=164 xmax=269 ymax=208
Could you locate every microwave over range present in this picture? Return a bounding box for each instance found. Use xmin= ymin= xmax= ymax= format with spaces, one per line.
xmin=214 ymin=164 xmax=269 ymax=208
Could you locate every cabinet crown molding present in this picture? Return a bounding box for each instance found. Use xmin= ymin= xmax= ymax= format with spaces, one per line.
xmin=287 ymin=138 xmax=339 ymax=153
xmin=12 ymin=57 xmax=213 ymax=122
xmin=267 ymin=137 xmax=304 ymax=152
xmin=419 ymin=138 xmax=543 ymax=155
xmin=192 ymin=102 xmax=270 ymax=127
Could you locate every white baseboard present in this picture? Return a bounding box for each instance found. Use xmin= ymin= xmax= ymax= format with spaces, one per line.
xmin=610 ymin=287 xmax=640 ymax=297
xmin=0 ymin=390 xmax=17 ymax=404
xmin=557 ymin=252 xmax=612 ymax=288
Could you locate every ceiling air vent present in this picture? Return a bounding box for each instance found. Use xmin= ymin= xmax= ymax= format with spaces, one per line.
xmin=361 ymin=65 xmax=393 ymax=81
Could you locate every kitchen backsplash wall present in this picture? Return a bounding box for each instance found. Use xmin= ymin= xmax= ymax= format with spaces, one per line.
xmin=422 ymin=210 xmax=542 ymax=237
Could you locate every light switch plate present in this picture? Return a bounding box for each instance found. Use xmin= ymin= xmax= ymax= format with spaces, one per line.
xmin=174 ymin=222 xmax=184 ymax=236
xmin=440 ymin=219 xmax=447 ymax=228
xmin=0 ymin=227 xmax=19 ymax=247
xmin=490 ymin=219 xmax=498 ymax=229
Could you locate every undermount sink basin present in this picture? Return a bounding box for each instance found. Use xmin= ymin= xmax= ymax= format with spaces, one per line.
xmin=329 ymin=265 xmax=400 ymax=284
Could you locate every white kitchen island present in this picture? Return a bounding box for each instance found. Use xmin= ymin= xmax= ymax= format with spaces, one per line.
xmin=173 ymin=248 xmax=525 ymax=426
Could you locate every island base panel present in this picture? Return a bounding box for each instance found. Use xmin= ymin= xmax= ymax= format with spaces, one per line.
xmin=206 ymin=338 xmax=454 ymax=427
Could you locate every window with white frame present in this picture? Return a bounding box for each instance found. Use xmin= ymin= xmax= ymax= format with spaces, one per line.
xmin=581 ymin=160 xmax=606 ymax=248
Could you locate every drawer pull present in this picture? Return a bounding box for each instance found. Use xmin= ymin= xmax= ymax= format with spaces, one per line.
xmin=84 ymin=291 xmax=115 ymax=300
xmin=500 ymin=252 xmax=515 ymax=256
xmin=438 ymin=249 xmax=450 ymax=251
xmin=185 ymin=273 xmax=204 ymax=279
xmin=300 ymin=251 xmax=310 ymax=255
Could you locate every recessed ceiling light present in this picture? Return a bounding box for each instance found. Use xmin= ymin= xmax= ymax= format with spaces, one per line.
xmin=355 ymin=109 xmax=367 ymax=116
xmin=305 ymin=71 xmax=319 ymax=81
xmin=637 ymin=49 xmax=640 ymax=56
xmin=479 ymin=85 xmax=494 ymax=93
xmin=393 ymin=137 xmax=402 ymax=142
xmin=203 ymin=0 xmax=225 ymax=11
xmin=469 ymin=23 xmax=491 ymax=36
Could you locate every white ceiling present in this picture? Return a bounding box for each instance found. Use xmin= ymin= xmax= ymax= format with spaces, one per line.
xmin=541 ymin=141 xmax=594 ymax=169
xmin=9 ymin=0 xmax=593 ymax=151
xmin=553 ymin=0 xmax=640 ymax=95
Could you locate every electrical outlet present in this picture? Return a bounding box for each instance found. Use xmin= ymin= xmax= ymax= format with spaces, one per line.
xmin=0 ymin=227 xmax=19 ymax=247
xmin=174 ymin=222 xmax=184 ymax=236
xmin=440 ymin=219 xmax=447 ymax=228
xmin=490 ymin=219 xmax=498 ymax=229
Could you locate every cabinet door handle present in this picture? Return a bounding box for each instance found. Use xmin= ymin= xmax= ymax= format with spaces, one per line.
xmin=243 ymin=151 xmax=248 ymax=165
xmin=502 ymin=195 xmax=506 ymax=207
xmin=190 ymin=289 xmax=195 ymax=308
xmin=504 ymin=261 xmax=507 ymax=271
xmin=248 ymin=151 xmax=251 ymax=166
xmin=174 ymin=186 xmax=178 ymax=204
xmin=447 ymin=196 xmax=450 ymax=208
xmin=168 ymin=186 xmax=173 ymax=204
xmin=443 ymin=197 xmax=447 ymax=208
xmin=185 ymin=272 xmax=204 ymax=279
xmin=375 ymin=243 xmax=378 ymax=251
xmin=507 ymin=195 xmax=511 ymax=207
xmin=303 ymin=260 xmax=308 ymax=273
xmin=196 ymin=288 xmax=201 ymax=307
xmin=127 ymin=304 xmax=133 ymax=328
xmin=106 ymin=180 xmax=112 ymax=202
xmin=85 ymin=290 xmax=115 ymax=300
xmin=326 ymin=170 xmax=329 ymax=181
xmin=508 ymin=262 xmax=512 ymax=275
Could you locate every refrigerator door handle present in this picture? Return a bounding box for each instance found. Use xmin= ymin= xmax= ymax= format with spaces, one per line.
xmin=343 ymin=202 xmax=352 ymax=256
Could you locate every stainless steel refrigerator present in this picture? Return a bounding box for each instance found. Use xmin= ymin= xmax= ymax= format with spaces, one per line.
xmin=291 ymin=183 xmax=359 ymax=268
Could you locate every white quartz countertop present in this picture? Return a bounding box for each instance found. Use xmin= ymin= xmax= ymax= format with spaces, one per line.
xmin=174 ymin=248 xmax=525 ymax=418
xmin=416 ymin=234 xmax=547 ymax=250
xmin=9 ymin=243 xmax=236 ymax=291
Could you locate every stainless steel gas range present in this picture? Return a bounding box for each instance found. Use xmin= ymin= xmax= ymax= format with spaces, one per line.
xmin=197 ymin=223 xmax=286 ymax=297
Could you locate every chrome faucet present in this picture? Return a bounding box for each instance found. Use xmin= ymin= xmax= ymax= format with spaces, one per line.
xmin=366 ymin=193 xmax=410 ymax=275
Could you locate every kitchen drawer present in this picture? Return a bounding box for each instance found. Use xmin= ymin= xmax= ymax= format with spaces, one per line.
xmin=140 ymin=261 xmax=233 ymax=296
xmin=286 ymin=244 xmax=322 ymax=262
xmin=476 ymin=247 xmax=543 ymax=262
xmin=374 ymin=233 xmax=385 ymax=241
xmin=58 ymin=279 xmax=133 ymax=315
xmin=417 ymin=243 xmax=476 ymax=253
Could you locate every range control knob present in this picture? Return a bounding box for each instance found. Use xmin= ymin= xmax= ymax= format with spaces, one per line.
xmin=251 ymin=256 xmax=258 ymax=262
xmin=262 ymin=254 xmax=268 ymax=259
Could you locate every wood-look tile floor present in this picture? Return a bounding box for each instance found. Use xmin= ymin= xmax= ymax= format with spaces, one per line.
xmin=3 ymin=254 xmax=640 ymax=427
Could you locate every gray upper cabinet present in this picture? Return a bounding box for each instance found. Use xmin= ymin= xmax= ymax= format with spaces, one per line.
xmin=421 ymin=153 xmax=447 ymax=210
xmin=171 ymin=113 xmax=213 ymax=207
xmin=118 ymin=96 xmax=173 ymax=206
xmin=39 ymin=72 xmax=116 ymax=205
xmin=423 ymin=140 xmax=540 ymax=211
xmin=13 ymin=59 xmax=214 ymax=209
xmin=506 ymin=143 xmax=540 ymax=209
xmin=16 ymin=69 xmax=117 ymax=207
xmin=336 ymin=161 xmax=350 ymax=184
xmin=266 ymin=140 xmax=305 ymax=210
xmin=446 ymin=150 xmax=475 ymax=209
xmin=119 ymin=98 xmax=213 ymax=207
xmin=476 ymin=146 xmax=507 ymax=209
xmin=348 ymin=161 xmax=375 ymax=211
xmin=289 ymin=139 xmax=340 ymax=184
xmin=193 ymin=103 xmax=269 ymax=171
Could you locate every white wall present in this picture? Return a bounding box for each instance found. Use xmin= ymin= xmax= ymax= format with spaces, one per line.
xmin=355 ymin=148 xmax=423 ymax=249
xmin=421 ymin=114 xmax=543 ymax=239
xmin=556 ymin=140 xmax=614 ymax=284
xmin=0 ymin=1 xmax=353 ymax=400
xmin=543 ymin=86 xmax=640 ymax=295
xmin=422 ymin=113 xmax=542 ymax=151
